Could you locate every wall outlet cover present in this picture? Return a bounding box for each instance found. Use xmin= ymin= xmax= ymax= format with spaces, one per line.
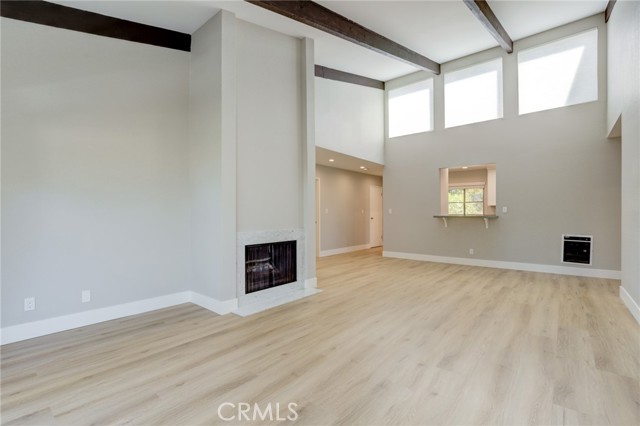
xmin=24 ymin=297 xmax=35 ymax=311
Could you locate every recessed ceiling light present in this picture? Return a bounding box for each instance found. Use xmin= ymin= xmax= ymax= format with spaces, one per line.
xmin=462 ymin=166 xmax=469 ymax=169
xmin=360 ymin=166 xmax=366 ymax=170
xmin=329 ymin=158 xmax=335 ymax=162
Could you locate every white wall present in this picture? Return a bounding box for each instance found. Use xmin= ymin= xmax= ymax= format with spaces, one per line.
xmin=188 ymin=11 xmax=237 ymax=301
xmin=384 ymin=15 xmax=621 ymax=275
xmin=1 ymin=18 xmax=191 ymax=326
xmin=315 ymin=77 xmax=384 ymax=165
xmin=190 ymin=14 xmax=315 ymax=299
xmin=607 ymin=2 xmax=640 ymax=316
xmin=1 ymin=11 xmax=318 ymax=336
xmin=236 ymin=20 xmax=303 ymax=232
xmin=316 ymin=165 xmax=382 ymax=253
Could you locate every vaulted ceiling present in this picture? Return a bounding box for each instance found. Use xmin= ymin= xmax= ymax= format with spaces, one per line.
xmin=50 ymin=0 xmax=608 ymax=81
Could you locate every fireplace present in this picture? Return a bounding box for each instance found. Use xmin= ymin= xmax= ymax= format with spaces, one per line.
xmin=236 ymin=229 xmax=317 ymax=315
xmin=245 ymin=240 xmax=297 ymax=294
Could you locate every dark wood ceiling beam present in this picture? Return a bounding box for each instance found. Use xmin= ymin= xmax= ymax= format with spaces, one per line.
xmin=463 ymin=0 xmax=513 ymax=53
xmin=0 ymin=0 xmax=190 ymax=51
xmin=315 ymin=65 xmax=384 ymax=90
xmin=246 ymin=0 xmax=440 ymax=74
xmin=605 ymin=0 xmax=617 ymax=23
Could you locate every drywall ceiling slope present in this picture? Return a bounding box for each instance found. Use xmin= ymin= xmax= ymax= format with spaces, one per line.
xmin=315 ymin=0 xmax=498 ymax=64
xmin=488 ymin=0 xmax=608 ymax=41
xmin=46 ymin=0 xmax=609 ymax=81
xmin=48 ymin=0 xmax=416 ymax=80
xmin=52 ymin=0 xmax=221 ymax=33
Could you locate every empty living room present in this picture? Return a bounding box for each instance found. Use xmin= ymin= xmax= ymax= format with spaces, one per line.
xmin=1 ymin=0 xmax=639 ymax=425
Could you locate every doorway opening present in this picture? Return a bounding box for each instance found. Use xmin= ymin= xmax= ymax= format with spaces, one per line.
xmin=315 ymin=177 xmax=321 ymax=257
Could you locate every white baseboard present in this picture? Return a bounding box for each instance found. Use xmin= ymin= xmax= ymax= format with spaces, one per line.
xmin=620 ymin=286 xmax=640 ymax=325
xmin=382 ymin=251 xmax=622 ymax=280
xmin=305 ymin=277 xmax=318 ymax=289
xmin=189 ymin=291 xmax=238 ymax=315
xmin=0 ymin=292 xmax=190 ymax=345
xmin=320 ymin=244 xmax=371 ymax=257
xmin=0 ymin=291 xmax=239 ymax=345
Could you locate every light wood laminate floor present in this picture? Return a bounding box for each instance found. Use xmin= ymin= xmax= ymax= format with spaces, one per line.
xmin=2 ymin=249 xmax=639 ymax=425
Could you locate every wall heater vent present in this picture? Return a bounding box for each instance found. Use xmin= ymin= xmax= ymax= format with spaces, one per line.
xmin=562 ymin=234 xmax=592 ymax=265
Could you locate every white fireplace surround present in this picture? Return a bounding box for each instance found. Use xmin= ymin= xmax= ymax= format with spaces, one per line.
xmin=237 ymin=228 xmax=311 ymax=311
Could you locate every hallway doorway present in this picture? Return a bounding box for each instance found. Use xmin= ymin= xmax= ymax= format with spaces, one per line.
xmin=369 ymin=185 xmax=383 ymax=248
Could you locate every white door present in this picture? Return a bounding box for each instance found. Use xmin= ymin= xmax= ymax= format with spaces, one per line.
xmin=315 ymin=178 xmax=321 ymax=256
xmin=370 ymin=185 xmax=383 ymax=247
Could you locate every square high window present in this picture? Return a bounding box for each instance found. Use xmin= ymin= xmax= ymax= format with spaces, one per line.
xmin=518 ymin=28 xmax=598 ymax=115
xmin=388 ymin=79 xmax=433 ymax=138
xmin=445 ymin=58 xmax=503 ymax=128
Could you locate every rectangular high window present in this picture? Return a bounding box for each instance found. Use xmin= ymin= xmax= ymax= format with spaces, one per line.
xmin=388 ymin=79 xmax=433 ymax=138
xmin=444 ymin=58 xmax=503 ymax=128
xmin=518 ymin=28 xmax=598 ymax=115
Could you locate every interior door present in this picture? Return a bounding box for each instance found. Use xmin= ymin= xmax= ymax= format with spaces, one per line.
xmin=370 ymin=185 xmax=383 ymax=248
xmin=315 ymin=178 xmax=321 ymax=256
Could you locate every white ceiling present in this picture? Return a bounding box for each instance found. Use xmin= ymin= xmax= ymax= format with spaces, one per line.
xmin=489 ymin=0 xmax=607 ymax=41
xmin=49 ymin=0 xmax=608 ymax=81
xmin=316 ymin=147 xmax=384 ymax=177
xmin=316 ymin=0 xmax=497 ymax=64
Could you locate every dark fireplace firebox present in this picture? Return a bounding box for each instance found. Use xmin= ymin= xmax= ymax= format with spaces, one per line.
xmin=245 ymin=241 xmax=297 ymax=294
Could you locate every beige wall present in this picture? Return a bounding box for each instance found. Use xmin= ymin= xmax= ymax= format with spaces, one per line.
xmin=608 ymin=2 xmax=640 ymax=311
xmin=384 ymin=15 xmax=621 ymax=272
xmin=316 ymin=165 xmax=382 ymax=253
xmin=448 ymin=169 xmax=487 ymax=186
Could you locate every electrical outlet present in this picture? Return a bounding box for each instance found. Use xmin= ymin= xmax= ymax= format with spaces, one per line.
xmin=469 ymin=248 xmax=474 ymax=255
xmin=502 ymin=206 xmax=508 ymax=213
xmin=24 ymin=297 xmax=35 ymax=311
xmin=82 ymin=290 xmax=91 ymax=303
xmin=388 ymin=209 xmax=393 ymax=214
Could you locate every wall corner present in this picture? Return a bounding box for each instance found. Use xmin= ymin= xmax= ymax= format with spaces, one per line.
xmin=302 ymin=37 xmax=317 ymax=280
